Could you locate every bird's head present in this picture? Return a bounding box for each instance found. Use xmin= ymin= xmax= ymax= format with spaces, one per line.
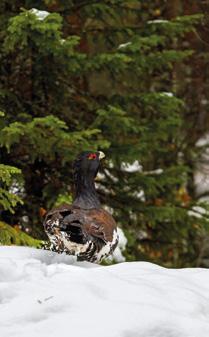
xmin=73 ymin=151 xmax=105 ymax=181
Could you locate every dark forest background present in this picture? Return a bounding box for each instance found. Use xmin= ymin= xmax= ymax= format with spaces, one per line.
xmin=1 ymin=0 xmax=209 ymax=267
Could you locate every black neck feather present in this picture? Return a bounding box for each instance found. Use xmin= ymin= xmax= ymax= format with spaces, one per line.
xmin=73 ymin=169 xmax=100 ymax=209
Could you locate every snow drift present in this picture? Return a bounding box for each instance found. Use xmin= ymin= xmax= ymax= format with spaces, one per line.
xmin=0 ymin=246 xmax=209 ymax=337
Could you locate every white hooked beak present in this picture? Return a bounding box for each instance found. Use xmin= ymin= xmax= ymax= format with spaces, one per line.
xmin=98 ymin=151 xmax=105 ymax=160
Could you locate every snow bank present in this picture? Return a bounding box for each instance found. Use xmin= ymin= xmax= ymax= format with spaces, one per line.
xmin=1 ymin=247 xmax=209 ymax=337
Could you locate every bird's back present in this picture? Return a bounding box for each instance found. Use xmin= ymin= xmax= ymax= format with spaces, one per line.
xmin=44 ymin=203 xmax=118 ymax=262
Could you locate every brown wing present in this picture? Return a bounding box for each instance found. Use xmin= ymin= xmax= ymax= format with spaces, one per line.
xmin=81 ymin=208 xmax=117 ymax=242
xmin=44 ymin=204 xmax=117 ymax=243
xmin=62 ymin=207 xmax=117 ymax=242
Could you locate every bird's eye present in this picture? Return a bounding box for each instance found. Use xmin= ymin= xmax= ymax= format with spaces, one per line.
xmin=88 ymin=153 xmax=97 ymax=160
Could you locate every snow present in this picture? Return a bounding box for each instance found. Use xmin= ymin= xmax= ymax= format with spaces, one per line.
xmin=201 ymin=99 xmax=208 ymax=106
xmin=195 ymin=133 xmax=209 ymax=196
xmin=188 ymin=206 xmax=207 ymax=219
xmin=133 ymin=189 xmax=146 ymax=201
xmin=118 ymin=42 xmax=132 ymax=49
xmin=196 ymin=133 xmax=209 ymax=148
xmin=144 ymin=168 xmax=164 ymax=175
xmin=147 ymin=19 xmax=169 ymax=24
xmin=1 ymin=247 xmax=209 ymax=337
xmin=195 ymin=167 xmax=209 ymax=196
xmin=121 ymin=161 xmax=163 ymax=175
xmin=121 ymin=160 xmax=143 ymax=173
xmin=160 ymin=92 xmax=174 ymax=97
xmin=30 ymin=8 xmax=50 ymax=20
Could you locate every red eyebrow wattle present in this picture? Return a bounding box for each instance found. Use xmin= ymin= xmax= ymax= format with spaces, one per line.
xmin=88 ymin=153 xmax=97 ymax=159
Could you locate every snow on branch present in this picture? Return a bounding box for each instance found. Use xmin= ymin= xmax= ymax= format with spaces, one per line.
xmin=30 ymin=8 xmax=50 ymax=20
